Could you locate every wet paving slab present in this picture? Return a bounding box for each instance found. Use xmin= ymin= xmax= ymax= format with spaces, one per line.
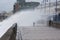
xmin=16 ymin=25 xmax=60 ymax=40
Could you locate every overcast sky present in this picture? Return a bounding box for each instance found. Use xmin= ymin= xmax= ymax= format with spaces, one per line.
xmin=0 ymin=0 xmax=59 ymax=12
xmin=0 ymin=0 xmax=16 ymax=12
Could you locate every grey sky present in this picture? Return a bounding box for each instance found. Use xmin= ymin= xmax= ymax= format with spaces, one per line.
xmin=0 ymin=0 xmax=59 ymax=12
xmin=0 ymin=0 xmax=16 ymax=12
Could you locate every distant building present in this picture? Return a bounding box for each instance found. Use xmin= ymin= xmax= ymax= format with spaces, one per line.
xmin=17 ymin=0 xmax=25 ymax=4
xmin=13 ymin=3 xmax=20 ymax=13
xmin=13 ymin=0 xmax=40 ymax=13
xmin=0 ymin=11 xmax=8 ymax=21
xmin=13 ymin=0 xmax=25 ymax=13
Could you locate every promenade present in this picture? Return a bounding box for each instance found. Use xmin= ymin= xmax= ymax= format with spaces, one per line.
xmin=16 ymin=25 xmax=60 ymax=40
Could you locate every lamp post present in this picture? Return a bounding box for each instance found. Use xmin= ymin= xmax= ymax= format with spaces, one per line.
xmin=56 ymin=0 xmax=57 ymax=14
xmin=49 ymin=0 xmax=50 ymax=14
xmin=56 ymin=0 xmax=58 ymax=22
xmin=43 ymin=0 xmax=46 ymax=13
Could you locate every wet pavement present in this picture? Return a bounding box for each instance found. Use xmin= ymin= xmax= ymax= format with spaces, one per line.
xmin=16 ymin=25 xmax=60 ymax=40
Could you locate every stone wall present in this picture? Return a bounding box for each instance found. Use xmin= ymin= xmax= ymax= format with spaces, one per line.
xmin=0 ymin=23 xmax=17 ymax=40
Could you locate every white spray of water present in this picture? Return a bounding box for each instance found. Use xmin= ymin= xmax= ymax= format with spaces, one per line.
xmin=17 ymin=7 xmax=51 ymax=26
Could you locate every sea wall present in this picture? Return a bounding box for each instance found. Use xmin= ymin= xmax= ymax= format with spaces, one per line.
xmin=0 ymin=23 xmax=17 ymax=40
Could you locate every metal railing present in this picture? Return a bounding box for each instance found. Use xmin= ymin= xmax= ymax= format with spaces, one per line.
xmin=37 ymin=1 xmax=60 ymax=9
